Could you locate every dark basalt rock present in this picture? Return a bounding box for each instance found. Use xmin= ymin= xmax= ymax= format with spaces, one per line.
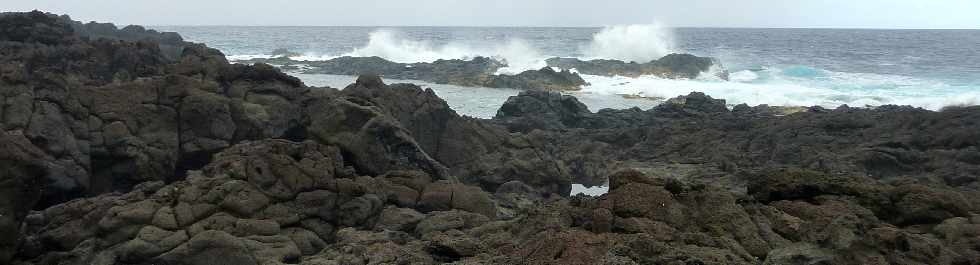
xmin=0 ymin=11 xmax=75 ymax=45
xmin=0 ymin=11 xmax=573 ymax=213
xmin=0 ymin=11 xmax=308 ymax=208
xmin=70 ymin=21 xmax=186 ymax=61
xmin=652 ymin=91 xmax=730 ymax=116
xmin=546 ymin=53 xmax=727 ymax=79
xmin=336 ymin=75 xmax=574 ymax=195
xmin=494 ymin=90 xmax=592 ymax=132
xmin=5 ymin=10 xmax=980 ymax=265
xmin=0 ymin=133 xmax=49 ymax=264
xmin=488 ymin=67 xmax=587 ymax=91
xmin=304 ymin=75 xmax=452 ymax=180
xmin=242 ymin=55 xmax=589 ymax=91
xmin=492 ymin=90 xmax=980 ymax=190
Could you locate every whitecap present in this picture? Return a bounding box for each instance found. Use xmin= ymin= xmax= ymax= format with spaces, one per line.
xmin=729 ymin=70 xmax=760 ymax=82
xmin=583 ymin=23 xmax=676 ymax=63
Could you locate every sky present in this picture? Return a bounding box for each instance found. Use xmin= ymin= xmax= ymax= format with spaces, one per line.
xmin=3 ymin=0 xmax=979 ymax=28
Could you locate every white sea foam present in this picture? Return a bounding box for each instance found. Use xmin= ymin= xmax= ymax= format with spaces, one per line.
xmin=570 ymin=184 xmax=609 ymax=197
xmin=328 ymin=24 xmax=679 ymax=71
xmin=328 ymin=29 xmax=547 ymax=75
xmin=342 ymin=30 xmax=477 ymax=63
xmin=288 ymin=54 xmax=341 ymax=61
xmin=232 ymin=26 xmax=979 ymax=111
xmin=226 ymin=54 xmax=275 ymax=61
xmin=583 ymin=23 xmax=676 ymax=63
xmin=729 ymin=70 xmax=760 ymax=82
xmin=577 ymin=67 xmax=980 ymax=111
xmin=231 ymin=24 xmax=679 ymax=72
xmin=492 ymin=39 xmax=548 ymax=75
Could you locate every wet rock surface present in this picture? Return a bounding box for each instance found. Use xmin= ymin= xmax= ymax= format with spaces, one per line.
xmin=546 ymin=53 xmax=726 ymax=79
xmin=3 ymin=11 xmax=980 ymax=265
xmin=243 ymin=55 xmax=589 ymax=91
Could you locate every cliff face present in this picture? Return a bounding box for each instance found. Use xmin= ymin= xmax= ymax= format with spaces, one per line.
xmin=2 ymin=11 xmax=980 ymax=265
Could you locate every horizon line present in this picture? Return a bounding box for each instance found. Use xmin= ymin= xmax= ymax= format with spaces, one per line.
xmin=148 ymin=24 xmax=980 ymax=30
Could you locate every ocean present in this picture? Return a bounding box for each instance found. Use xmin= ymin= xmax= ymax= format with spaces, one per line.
xmin=153 ymin=25 xmax=980 ymax=118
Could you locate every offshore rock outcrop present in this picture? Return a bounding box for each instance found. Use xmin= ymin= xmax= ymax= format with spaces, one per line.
xmin=546 ymin=53 xmax=727 ymax=79
xmin=243 ymin=55 xmax=588 ymax=91
xmin=4 ymin=10 xmax=980 ymax=265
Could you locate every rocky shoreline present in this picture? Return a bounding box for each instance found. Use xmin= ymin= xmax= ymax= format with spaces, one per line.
xmin=2 ymin=11 xmax=980 ymax=265
xmin=545 ymin=54 xmax=728 ymax=80
xmin=241 ymin=55 xmax=589 ymax=91
xmin=239 ymin=49 xmax=724 ymax=90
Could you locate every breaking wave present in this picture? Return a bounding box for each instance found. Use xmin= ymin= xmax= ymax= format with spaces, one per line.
xmin=229 ymin=24 xmax=678 ymax=72
xmin=577 ymin=66 xmax=980 ymax=111
xmin=343 ymin=30 xmax=475 ymax=63
xmin=583 ymin=23 xmax=676 ymax=63
xmin=223 ymin=26 xmax=979 ymax=111
xmin=284 ymin=29 xmax=548 ymax=74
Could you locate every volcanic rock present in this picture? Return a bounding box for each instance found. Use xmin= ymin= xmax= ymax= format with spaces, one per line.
xmin=546 ymin=53 xmax=724 ymax=79
xmin=5 ymin=10 xmax=980 ymax=265
xmin=242 ymin=55 xmax=589 ymax=91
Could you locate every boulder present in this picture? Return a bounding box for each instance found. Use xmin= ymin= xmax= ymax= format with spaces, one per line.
xmin=376 ymin=206 xmax=425 ymax=232
xmin=653 ymin=92 xmax=729 ymax=116
xmin=305 ymin=76 xmax=452 ymax=179
xmin=338 ymin=77 xmax=573 ymax=195
xmin=486 ymin=67 xmax=587 ymax=91
xmin=494 ymin=90 xmax=592 ymax=132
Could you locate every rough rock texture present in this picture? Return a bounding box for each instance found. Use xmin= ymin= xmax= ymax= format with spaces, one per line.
xmin=12 ymin=139 xmax=503 ymax=264
xmin=0 ymin=133 xmax=49 ymax=264
xmin=493 ymin=90 xmax=980 ymax=189
xmin=0 ymin=11 xmax=307 ymax=208
xmin=546 ymin=53 xmax=726 ymax=79
xmin=6 ymin=11 xmax=980 ymax=265
xmin=336 ymin=76 xmax=573 ymax=195
xmin=242 ymin=56 xmax=588 ymax=91
xmin=486 ymin=67 xmax=587 ymax=91
xmin=494 ymin=90 xmax=593 ymax=133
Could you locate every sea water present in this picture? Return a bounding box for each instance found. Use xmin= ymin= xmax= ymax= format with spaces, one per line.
xmin=154 ymin=25 xmax=980 ymax=196
xmin=154 ymin=25 xmax=980 ymax=114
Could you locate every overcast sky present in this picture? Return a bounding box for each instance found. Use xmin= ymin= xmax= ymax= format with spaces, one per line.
xmin=5 ymin=0 xmax=979 ymax=28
